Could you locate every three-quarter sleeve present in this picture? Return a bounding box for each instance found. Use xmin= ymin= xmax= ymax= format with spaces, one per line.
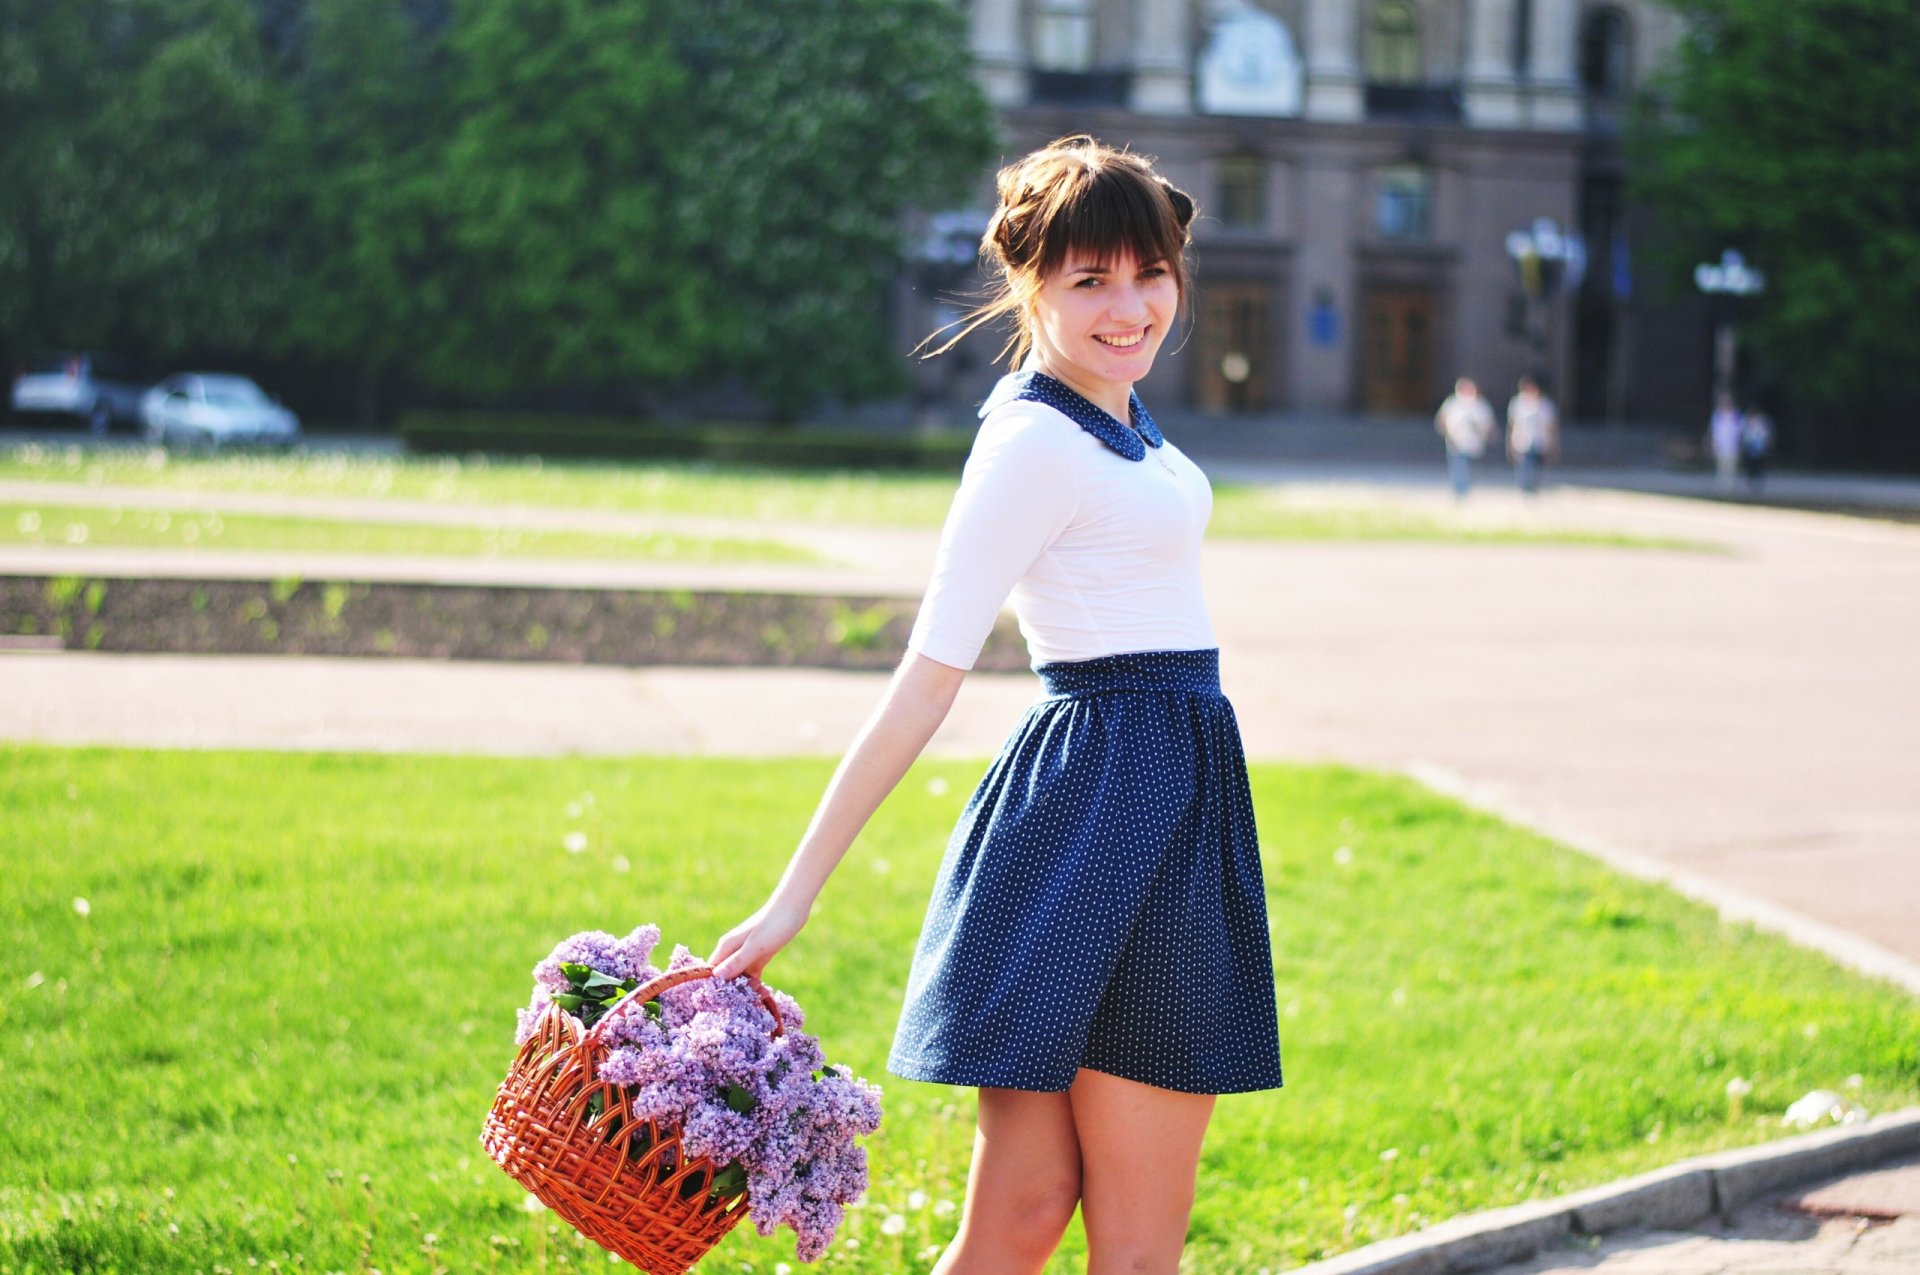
xmin=906 ymin=411 xmax=1081 ymax=671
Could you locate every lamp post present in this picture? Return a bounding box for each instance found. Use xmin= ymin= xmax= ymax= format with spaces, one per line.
xmin=1505 ymin=217 xmax=1586 ymax=391
xmin=1693 ymin=248 xmax=1765 ymax=404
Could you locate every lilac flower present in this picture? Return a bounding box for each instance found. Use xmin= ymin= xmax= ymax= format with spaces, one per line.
xmin=518 ymin=927 xmax=883 ymax=1263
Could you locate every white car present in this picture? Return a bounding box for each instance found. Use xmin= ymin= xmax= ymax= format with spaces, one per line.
xmin=141 ymin=374 xmax=301 ymax=449
xmin=10 ymin=352 xmax=149 ymax=435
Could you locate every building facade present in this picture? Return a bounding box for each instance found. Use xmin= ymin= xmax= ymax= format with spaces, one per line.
xmin=910 ymin=0 xmax=1709 ymax=425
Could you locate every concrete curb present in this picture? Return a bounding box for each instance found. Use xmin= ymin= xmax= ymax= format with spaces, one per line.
xmin=1286 ymin=1108 xmax=1920 ymax=1274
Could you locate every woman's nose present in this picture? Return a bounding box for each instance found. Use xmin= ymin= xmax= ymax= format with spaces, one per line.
xmin=1105 ymin=283 xmax=1149 ymax=322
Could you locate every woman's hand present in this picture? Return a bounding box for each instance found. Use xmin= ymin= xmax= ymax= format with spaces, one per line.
xmin=708 ymin=894 xmax=812 ymax=982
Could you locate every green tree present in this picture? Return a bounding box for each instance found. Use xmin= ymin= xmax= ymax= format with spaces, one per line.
xmin=427 ymin=0 xmax=997 ymax=413
xmin=1634 ymin=0 xmax=1920 ymax=465
xmin=269 ymin=0 xmax=456 ymax=420
xmin=424 ymin=0 xmax=695 ymax=399
xmin=657 ymin=0 xmax=999 ymax=413
xmin=0 ymin=0 xmax=289 ymax=365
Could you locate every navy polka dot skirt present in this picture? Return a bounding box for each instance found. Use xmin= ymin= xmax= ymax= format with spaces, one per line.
xmin=887 ymin=648 xmax=1284 ymax=1095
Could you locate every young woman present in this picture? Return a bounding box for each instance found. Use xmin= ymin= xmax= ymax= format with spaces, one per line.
xmin=709 ymin=135 xmax=1283 ymax=1274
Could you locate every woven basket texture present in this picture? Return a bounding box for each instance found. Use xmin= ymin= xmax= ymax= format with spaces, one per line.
xmin=481 ymin=966 xmax=783 ymax=1275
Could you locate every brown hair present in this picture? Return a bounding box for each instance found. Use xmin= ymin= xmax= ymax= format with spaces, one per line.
xmin=921 ymin=134 xmax=1197 ymax=368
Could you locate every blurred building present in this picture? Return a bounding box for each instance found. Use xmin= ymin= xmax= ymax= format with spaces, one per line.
xmin=909 ymin=0 xmax=1710 ymax=425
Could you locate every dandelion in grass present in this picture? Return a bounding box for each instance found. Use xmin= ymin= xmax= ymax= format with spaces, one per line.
xmin=73 ymin=897 xmax=90 ymax=917
xmin=932 ymin=1199 xmax=956 ymax=1219
xmin=925 ymin=776 xmax=949 ymax=797
xmin=880 ymin=1213 xmax=906 ymax=1236
xmin=907 ymin=1190 xmax=928 ymax=1210
xmin=563 ymin=831 xmax=588 ymax=854
xmin=611 ymin=855 xmax=631 ymax=874
xmin=1333 ymin=845 xmax=1353 ymax=867
xmin=1725 ymin=1075 xmax=1752 ymax=1123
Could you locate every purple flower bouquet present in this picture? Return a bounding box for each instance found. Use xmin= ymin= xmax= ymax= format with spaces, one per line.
xmin=513 ymin=924 xmax=884 ymax=1264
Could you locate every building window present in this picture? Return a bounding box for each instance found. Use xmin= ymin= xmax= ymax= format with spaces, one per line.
xmin=1377 ymin=166 xmax=1432 ymax=240
xmin=1580 ymin=7 xmax=1633 ymax=97
xmin=1366 ymin=1 xmax=1421 ymax=86
xmin=1216 ymin=156 xmax=1267 ymax=231
xmin=1512 ymin=0 xmax=1533 ymax=76
xmin=1033 ymin=0 xmax=1095 ymax=72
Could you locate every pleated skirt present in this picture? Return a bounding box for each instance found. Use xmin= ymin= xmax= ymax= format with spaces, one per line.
xmin=886 ymin=648 xmax=1284 ymax=1095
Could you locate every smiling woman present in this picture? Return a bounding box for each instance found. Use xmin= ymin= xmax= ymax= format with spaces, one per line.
xmin=709 ymin=136 xmax=1279 ymax=1275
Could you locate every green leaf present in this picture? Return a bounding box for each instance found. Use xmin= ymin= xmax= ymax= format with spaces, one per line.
xmin=708 ymin=1161 xmax=749 ymax=1202
xmin=559 ymin=962 xmax=593 ymax=984
xmin=550 ymin=993 xmax=585 ymax=1010
xmin=723 ymin=1084 xmax=757 ymax=1115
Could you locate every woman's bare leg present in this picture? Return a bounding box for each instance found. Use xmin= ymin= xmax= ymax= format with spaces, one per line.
xmin=1071 ymin=1067 xmax=1216 ymax=1275
xmin=930 ymin=1085 xmax=1083 ymax=1275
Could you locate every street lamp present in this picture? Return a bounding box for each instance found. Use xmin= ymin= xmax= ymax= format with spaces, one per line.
xmin=1693 ymin=248 xmax=1765 ymax=403
xmin=1505 ymin=217 xmax=1586 ymax=389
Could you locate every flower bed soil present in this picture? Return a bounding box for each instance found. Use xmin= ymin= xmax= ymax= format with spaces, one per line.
xmin=0 ymin=574 xmax=1029 ymax=672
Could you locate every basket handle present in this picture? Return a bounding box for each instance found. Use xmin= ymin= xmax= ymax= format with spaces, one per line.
xmin=585 ymin=963 xmax=786 ymax=1046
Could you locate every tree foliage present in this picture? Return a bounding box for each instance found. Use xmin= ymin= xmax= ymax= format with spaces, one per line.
xmin=0 ymin=0 xmax=997 ymax=417
xmin=1633 ymin=0 xmax=1920 ymax=463
xmin=0 ymin=0 xmax=290 ymax=363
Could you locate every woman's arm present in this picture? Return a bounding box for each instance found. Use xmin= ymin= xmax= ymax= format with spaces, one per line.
xmin=707 ymin=651 xmax=967 ymax=981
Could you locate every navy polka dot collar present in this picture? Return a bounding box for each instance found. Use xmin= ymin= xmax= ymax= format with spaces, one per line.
xmin=979 ymin=369 xmax=1166 ymax=462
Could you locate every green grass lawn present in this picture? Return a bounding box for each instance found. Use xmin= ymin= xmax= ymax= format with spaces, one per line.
xmin=2 ymin=747 xmax=1912 ymax=1274
xmin=0 ymin=443 xmax=1711 ymax=552
xmin=0 ymin=502 xmax=824 ymax=566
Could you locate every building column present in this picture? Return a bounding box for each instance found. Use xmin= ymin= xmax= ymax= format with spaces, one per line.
xmin=1302 ymin=0 xmax=1362 ymax=122
xmin=971 ymin=0 xmax=1026 ymax=108
xmin=1527 ymin=0 xmax=1582 ymax=129
xmin=1131 ymin=0 xmax=1193 ymax=114
xmin=1463 ymin=0 xmax=1524 ymax=128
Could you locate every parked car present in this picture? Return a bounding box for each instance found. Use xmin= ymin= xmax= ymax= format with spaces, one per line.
xmin=9 ymin=351 xmax=149 ymax=435
xmin=140 ymin=373 xmax=302 ymax=449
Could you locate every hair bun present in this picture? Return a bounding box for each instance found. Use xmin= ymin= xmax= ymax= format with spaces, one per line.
xmin=1157 ymin=177 xmax=1197 ymax=231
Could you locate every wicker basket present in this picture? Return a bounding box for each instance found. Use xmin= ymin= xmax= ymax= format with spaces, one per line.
xmin=482 ymin=963 xmax=786 ymax=1275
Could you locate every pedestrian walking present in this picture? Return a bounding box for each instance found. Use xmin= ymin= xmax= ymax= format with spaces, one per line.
xmin=1436 ymin=376 xmax=1497 ymax=498
xmin=708 ymin=134 xmax=1283 ymax=1275
xmin=1710 ymin=393 xmax=1744 ymax=494
xmin=1739 ymin=405 xmax=1774 ymax=494
xmin=1505 ymin=375 xmax=1560 ymax=495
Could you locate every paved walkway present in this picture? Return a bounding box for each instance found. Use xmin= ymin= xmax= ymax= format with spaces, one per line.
xmin=4 ymin=475 xmax=1917 ymax=986
xmin=1485 ymin=1155 xmax=1920 ymax=1275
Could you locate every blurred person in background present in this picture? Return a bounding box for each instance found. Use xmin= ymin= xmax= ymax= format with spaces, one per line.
xmin=1435 ymin=376 xmax=1496 ymax=499
xmin=1739 ymin=403 xmax=1774 ymax=495
xmin=1505 ymin=375 xmax=1560 ymax=495
xmin=1709 ymin=393 xmax=1744 ymax=493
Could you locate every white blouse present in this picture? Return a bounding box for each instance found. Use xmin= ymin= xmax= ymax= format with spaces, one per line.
xmin=905 ymin=370 xmax=1218 ymax=671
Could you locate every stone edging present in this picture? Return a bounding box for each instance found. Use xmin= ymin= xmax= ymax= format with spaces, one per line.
xmin=1288 ymin=1108 xmax=1920 ymax=1274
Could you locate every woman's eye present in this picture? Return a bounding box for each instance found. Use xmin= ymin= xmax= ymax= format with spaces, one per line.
xmin=1141 ymin=267 xmax=1168 ymax=280
xmin=1074 ymin=277 xmax=1102 ymax=289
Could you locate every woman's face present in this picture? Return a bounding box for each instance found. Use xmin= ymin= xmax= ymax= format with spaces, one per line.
xmin=1028 ymin=250 xmax=1178 ymax=398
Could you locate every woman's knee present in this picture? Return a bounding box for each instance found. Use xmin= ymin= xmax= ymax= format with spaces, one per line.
xmin=964 ymin=1175 xmax=1081 ymax=1262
